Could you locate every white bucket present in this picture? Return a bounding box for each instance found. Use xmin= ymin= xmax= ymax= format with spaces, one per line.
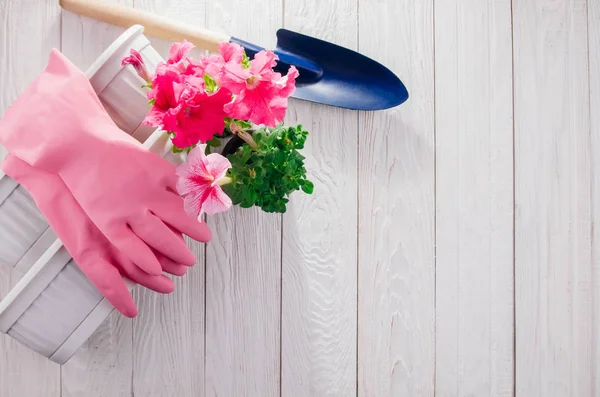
xmin=0 ymin=172 xmax=52 ymax=271
xmin=86 ymin=24 xmax=162 ymax=142
xmin=0 ymin=24 xmax=163 ymax=270
xmin=0 ymin=240 xmax=133 ymax=364
xmin=0 ymin=25 xmax=173 ymax=364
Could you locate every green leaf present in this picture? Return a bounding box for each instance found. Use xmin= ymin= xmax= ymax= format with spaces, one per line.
xmin=253 ymin=131 xmax=265 ymax=144
xmin=240 ymin=199 xmax=254 ymax=208
xmin=204 ymin=73 xmax=217 ymax=93
xmin=242 ymin=52 xmax=251 ymax=69
xmin=172 ymin=145 xmax=185 ymax=154
xmin=241 ymin=146 xmax=253 ymax=163
xmin=243 ymin=189 xmax=258 ymax=204
xmin=301 ymin=180 xmax=314 ymax=194
xmin=206 ymin=137 xmax=222 ymax=147
xmin=148 ymin=98 xmax=156 ymax=105
xmin=238 ymin=120 xmax=253 ymax=129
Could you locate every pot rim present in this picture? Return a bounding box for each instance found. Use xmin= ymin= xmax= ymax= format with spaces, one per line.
xmin=0 ymin=237 xmax=132 ymax=363
xmin=0 ymin=239 xmax=71 ymax=333
xmin=86 ymin=24 xmax=149 ymax=94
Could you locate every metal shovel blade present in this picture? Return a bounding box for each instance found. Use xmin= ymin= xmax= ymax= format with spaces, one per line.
xmin=230 ymin=29 xmax=409 ymax=110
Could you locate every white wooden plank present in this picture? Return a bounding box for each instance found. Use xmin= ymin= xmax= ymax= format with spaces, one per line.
xmin=205 ymin=210 xmax=281 ymax=397
xmin=280 ymin=0 xmax=358 ymax=396
xmin=357 ymin=0 xmax=435 ymax=396
xmin=513 ymin=0 xmax=592 ymax=396
xmin=204 ymin=1 xmax=282 ymax=396
xmin=0 ymin=1 xmax=61 ymax=396
xmin=0 ymin=268 xmax=61 ymax=397
xmin=60 ymin=3 xmax=134 ymax=396
xmin=129 ymin=2 xmax=206 ymax=396
xmin=132 ymin=235 xmax=204 ymax=397
xmin=60 ymin=315 xmax=132 ymax=397
xmin=434 ymin=1 xmax=514 ymax=396
xmin=588 ymin=0 xmax=600 ymax=395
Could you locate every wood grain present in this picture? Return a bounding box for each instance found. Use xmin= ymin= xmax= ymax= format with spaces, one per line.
xmin=203 ymin=2 xmax=282 ymax=396
xmin=513 ymin=0 xmax=593 ymax=396
xmin=60 ymin=2 xmax=134 ymax=396
xmin=357 ymin=0 xmax=436 ymax=396
xmin=0 ymin=1 xmax=61 ymax=396
xmin=588 ymin=0 xmax=600 ymax=395
xmin=4 ymin=0 xmax=600 ymax=395
xmin=434 ymin=1 xmax=514 ymax=396
xmin=129 ymin=2 xmax=206 ymax=396
xmin=205 ymin=209 xmax=281 ymax=397
xmin=61 ymin=315 xmax=132 ymax=397
xmin=132 ymin=239 xmax=205 ymax=397
xmin=280 ymin=0 xmax=358 ymax=396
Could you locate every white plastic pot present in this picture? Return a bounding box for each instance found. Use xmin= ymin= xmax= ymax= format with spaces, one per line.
xmin=0 ymin=24 xmax=162 ymax=271
xmin=86 ymin=24 xmax=162 ymax=143
xmin=0 ymin=171 xmax=53 ymax=271
xmin=0 ymin=25 xmax=171 ymax=364
xmin=0 ymin=240 xmax=133 ymax=364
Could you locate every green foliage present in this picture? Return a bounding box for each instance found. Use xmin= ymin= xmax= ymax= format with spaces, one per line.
xmin=230 ymin=119 xmax=252 ymax=130
xmin=206 ymin=137 xmax=222 ymax=148
xmin=222 ymin=124 xmax=313 ymax=213
xmin=242 ymin=52 xmax=251 ymax=69
xmin=203 ymin=137 xmax=221 ymax=154
xmin=204 ymin=74 xmax=217 ymax=93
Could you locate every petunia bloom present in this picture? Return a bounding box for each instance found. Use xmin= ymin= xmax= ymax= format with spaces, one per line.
xmin=143 ymin=62 xmax=184 ymax=127
xmin=121 ymin=49 xmax=151 ymax=83
xmin=176 ymin=145 xmax=233 ymax=220
xmin=186 ymin=53 xmax=223 ymax=80
xmin=220 ymin=49 xmax=299 ymax=127
xmin=167 ymin=40 xmax=195 ymax=72
xmin=219 ymin=42 xmax=245 ymax=64
xmin=163 ymin=81 xmax=232 ymax=147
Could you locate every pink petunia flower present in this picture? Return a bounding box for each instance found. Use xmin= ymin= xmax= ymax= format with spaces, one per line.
xmin=163 ymin=81 xmax=232 ymax=147
xmin=185 ymin=43 xmax=245 ymax=83
xmin=176 ymin=145 xmax=233 ymax=220
xmin=143 ymin=63 xmax=184 ymax=127
xmin=185 ymin=56 xmax=208 ymax=77
xmin=219 ymin=42 xmax=245 ymax=64
xmin=167 ymin=40 xmax=195 ymax=72
xmin=220 ymin=49 xmax=299 ymax=127
xmin=121 ymin=49 xmax=151 ymax=83
xmin=185 ymin=52 xmax=230 ymax=85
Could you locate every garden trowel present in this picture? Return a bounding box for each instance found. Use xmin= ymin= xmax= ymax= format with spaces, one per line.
xmin=60 ymin=0 xmax=409 ymax=110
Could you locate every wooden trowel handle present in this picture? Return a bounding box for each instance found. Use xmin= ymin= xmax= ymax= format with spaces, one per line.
xmin=59 ymin=0 xmax=231 ymax=52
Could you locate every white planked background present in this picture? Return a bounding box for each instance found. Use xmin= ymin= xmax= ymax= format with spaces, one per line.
xmin=0 ymin=0 xmax=599 ymax=396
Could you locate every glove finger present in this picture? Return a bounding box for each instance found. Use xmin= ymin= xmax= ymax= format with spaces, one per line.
xmin=154 ymin=194 xmax=213 ymax=243
xmin=118 ymin=257 xmax=175 ymax=294
xmin=158 ymin=225 xmax=194 ymax=276
xmin=130 ymin=213 xmax=196 ymax=266
xmin=76 ymin=255 xmax=138 ymax=318
xmin=162 ymin=226 xmax=195 ymax=269
xmin=158 ymin=254 xmax=188 ymax=276
xmin=111 ymin=225 xmax=163 ymax=276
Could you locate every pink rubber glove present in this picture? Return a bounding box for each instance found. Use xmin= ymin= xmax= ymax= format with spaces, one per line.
xmin=0 ymin=49 xmax=211 ymax=276
xmin=1 ymin=155 xmax=192 ymax=317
